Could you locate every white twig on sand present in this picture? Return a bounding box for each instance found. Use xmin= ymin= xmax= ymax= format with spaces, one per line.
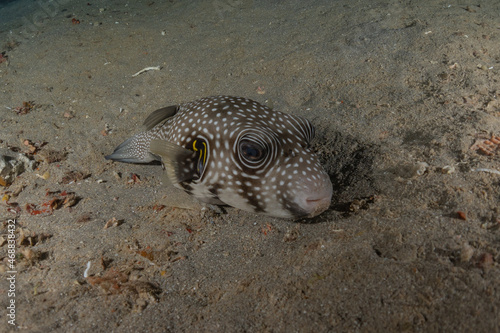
xmin=83 ymin=261 xmax=91 ymax=278
xmin=472 ymin=168 xmax=500 ymax=175
xmin=131 ymin=66 xmax=161 ymax=77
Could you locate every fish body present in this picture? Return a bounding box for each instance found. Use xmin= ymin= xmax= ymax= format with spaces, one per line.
xmin=106 ymin=96 xmax=332 ymax=218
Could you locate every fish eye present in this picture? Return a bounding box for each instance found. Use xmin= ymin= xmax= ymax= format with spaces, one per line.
xmin=239 ymin=140 xmax=266 ymax=161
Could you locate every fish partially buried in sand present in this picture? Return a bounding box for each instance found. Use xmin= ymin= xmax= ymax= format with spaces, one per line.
xmin=105 ymin=96 xmax=333 ymax=218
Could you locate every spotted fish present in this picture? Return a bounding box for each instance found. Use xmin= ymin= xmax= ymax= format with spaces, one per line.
xmin=105 ymin=96 xmax=332 ymax=218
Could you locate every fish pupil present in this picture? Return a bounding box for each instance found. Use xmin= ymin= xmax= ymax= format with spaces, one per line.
xmin=240 ymin=140 xmax=265 ymax=161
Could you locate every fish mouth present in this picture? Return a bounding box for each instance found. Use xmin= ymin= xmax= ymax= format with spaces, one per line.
xmin=300 ymin=177 xmax=333 ymax=218
xmin=303 ymin=196 xmax=332 ymax=218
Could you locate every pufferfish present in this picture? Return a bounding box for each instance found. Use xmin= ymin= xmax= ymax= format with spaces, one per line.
xmin=105 ymin=95 xmax=332 ymax=218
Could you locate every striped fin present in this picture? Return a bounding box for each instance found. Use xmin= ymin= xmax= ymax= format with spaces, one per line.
xmin=143 ymin=105 xmax=178 ymax=131
xmin=150 ymin=139 xmax=197 ymax=184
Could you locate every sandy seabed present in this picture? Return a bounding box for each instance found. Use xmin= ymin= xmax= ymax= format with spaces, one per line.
xmin=1 ymin=0 xmax=499 ymax=332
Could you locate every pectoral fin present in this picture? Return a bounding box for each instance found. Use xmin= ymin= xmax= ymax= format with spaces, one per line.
xmin=150 ymin=139 xmax=197 ymax=184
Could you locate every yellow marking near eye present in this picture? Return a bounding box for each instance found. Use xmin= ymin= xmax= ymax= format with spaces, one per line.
xmin=192 ymin=140 xmax=207 ymax=173
xmin=201 ymin=141 xmax=207 ymax=165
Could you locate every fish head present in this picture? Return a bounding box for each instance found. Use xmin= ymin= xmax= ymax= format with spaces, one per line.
xmin=198 ymin=110 xmax=333 ymax=218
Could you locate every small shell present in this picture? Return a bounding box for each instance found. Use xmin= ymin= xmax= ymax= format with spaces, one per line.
xmin=441 ymin=165 xmax=455 ymax=174
xmin=36 ymin=171 xmax=50 ymax=180
xmin=415 ymin=162 xmax=429 ymax=176
xmin=104 ymin=217 xmax=123 ymax=229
